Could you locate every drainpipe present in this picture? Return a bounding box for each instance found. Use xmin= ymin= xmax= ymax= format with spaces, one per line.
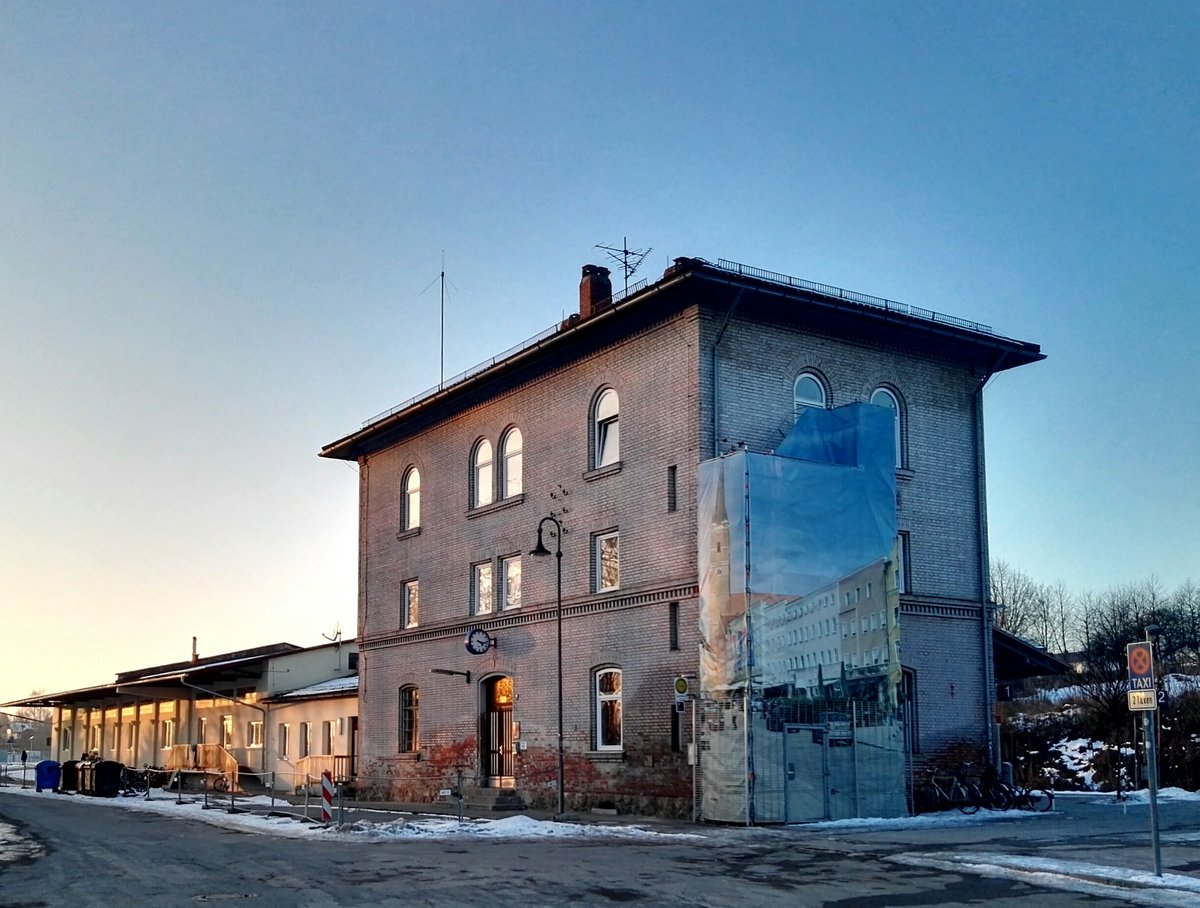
xmin=179 ymin=679 xmax=269 ymax=776
xmin=975 ymin=352 xmax=1008 ymax=769
xmin=711 ymin=289 xmax=744 ymax=457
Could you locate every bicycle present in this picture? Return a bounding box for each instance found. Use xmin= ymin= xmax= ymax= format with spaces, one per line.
xmin=915 ymin=768 xmax=980 ymax=815
xmin=120 ymin=766 xmax=149 ymax=796
xmin=1007 ymin=783 xmax=1053 ymax=812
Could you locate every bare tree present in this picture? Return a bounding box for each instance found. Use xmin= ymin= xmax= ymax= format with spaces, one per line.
xmin=12 ymin=691 xmax=51 ymax=725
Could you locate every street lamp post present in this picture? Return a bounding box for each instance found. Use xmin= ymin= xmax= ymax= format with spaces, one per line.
xmin=531 ymin=515 xmax=565 ymax=817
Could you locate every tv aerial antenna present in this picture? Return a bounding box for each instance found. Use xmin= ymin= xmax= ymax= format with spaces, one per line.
xmin=595 ymin=237 xmax=652 ymax=297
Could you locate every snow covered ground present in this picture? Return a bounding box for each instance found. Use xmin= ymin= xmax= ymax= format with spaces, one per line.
xmin=3 ymin=768 xmax=1200 ymax=905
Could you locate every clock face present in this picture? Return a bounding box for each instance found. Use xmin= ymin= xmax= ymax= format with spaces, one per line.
xmin=465 ymin=629 xmax=492 ymax=655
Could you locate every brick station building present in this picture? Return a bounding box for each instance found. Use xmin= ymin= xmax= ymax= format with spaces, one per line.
xmin=320 ymin=256 xmax=1043 ymax=818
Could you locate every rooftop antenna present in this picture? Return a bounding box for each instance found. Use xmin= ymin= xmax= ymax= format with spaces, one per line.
xmin=595 ymin=237 xmax=651 ymax=297
xmin=322 ymin=623 xmax=342 ymax=644
xmin=419 ymin=252 xmax=458 ymax=386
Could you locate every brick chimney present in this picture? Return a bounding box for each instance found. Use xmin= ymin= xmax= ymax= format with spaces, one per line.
xmin=579 ymin=264 xmax=612 ymax=319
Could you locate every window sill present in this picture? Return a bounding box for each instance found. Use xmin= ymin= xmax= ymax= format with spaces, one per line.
xmin=583 ymin=461 xmax=622 ymax=482
xmin=396 ymin=527 xmax=421 ymax=541
xmin=395 ymin=751 xmax=422 ymax=762
xmin=466 ymin=493 xmax=525 ymax=520
xmin=896 ymin=468 xmax=914 ymax=481
xmin=587 ymin=750 xmax=625 ymax=763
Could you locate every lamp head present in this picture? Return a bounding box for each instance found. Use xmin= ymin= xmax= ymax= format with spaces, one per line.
xmin=1146 ymin=623 xmax=1162 ymax=640
xmin=530 ymin=526 xmax=552 ymax=557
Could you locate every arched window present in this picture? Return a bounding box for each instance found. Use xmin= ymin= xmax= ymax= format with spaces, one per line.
xmin=870 ymin=387 xmax=904 ymax=468
xmin=793 ymin=372 xmax=826 ymax=421
xmin=594 ymin=667 xmax=623 ymax=751
xmin=402 ymin=467 xmax=421 ymax=530
xmin=472 ymin=439 xmax=494 ymax=508
xmin=399 ymin=686 xmax=419 ymax=752
xmin=500 ymin=427 xmax=523 ymax=498
xmin=594 ymin=388 xmax=620 ymax=468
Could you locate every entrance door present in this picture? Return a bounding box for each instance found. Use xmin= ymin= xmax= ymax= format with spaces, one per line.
xmin=481 ymin=676 xmax=515 ymax=787
xmin=782 ymin=722 xmax=858 ymax=822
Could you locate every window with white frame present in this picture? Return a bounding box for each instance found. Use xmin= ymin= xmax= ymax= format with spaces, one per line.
xmin=871 ymin=386 xmax=904 ymax=468
xmin=60 ymin=727 xmax=73 ymax=754
xmin=321 ymin=721 xmax=333 ymax=755
xmin=221 ymin=715 xmax=233 ymax=747
xmin=595 ymin=667 xmax=623 ymax=750
xmin=399 ymin=686 xmax=419 ymax=752
xmin=160 ymin=719 xmax=175 ymax=749
xmin=248 ymin=720 xmax=263 ymax=748
xmin=402 ymin=467 xmax=421 ymax=530
xmin=793 ymin=372 xmax=826 ymax=420
xmin=198 ymin=716 xmax=208 ymax=745
xmin=403 ymin=578 xmax=419 ymax=628
xmin=594 ymin=531 xmax=619 ymax=592
xmin=501 ymin=555 xmax=521 ymax=610
xmin=593 ymin=388 xmax=620 ymax=468
xmin=472 ymin=439 xmax=494 ymax=508
xmin=500 ymin=427 xmax=523 ymax=498
xmin=299 ymin=722 xmax=311 ymax=758
xmin=472 ymin=561 xmax=493 ymax=614
xmin=278 ymin=722 xmax=290 ymax=758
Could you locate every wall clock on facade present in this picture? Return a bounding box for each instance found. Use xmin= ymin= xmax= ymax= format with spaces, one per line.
xmin=465 ymin=628 xmax=493 ymax=655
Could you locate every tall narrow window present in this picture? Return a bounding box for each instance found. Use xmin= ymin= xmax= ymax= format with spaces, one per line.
xmin=399 ymin=686 xmax=419 ymax=752
xmin=668 ymin=601 xmax=680 ymax=651
xmin=793 ymin=372 xmax=826 ymax=420
xmin=221 ymin=715 xmax=233 ymax=748
xmin=472 ymin=439 xmax=494 ymax=508
xmin=501 ymin=555 xmax=521 ymax=610
xmin=595 ymin=668 xmax=623 ymax=750
xmin=299 ymin=722 xmax=311 ymax=758
xmin=160 ymin=719 xmax=175 ymax=749
xmin=500 ymin=428 xmax=523 ymax=498
xmin=197 ymin=717 xmax=208 ymax=746
xmin=402 ymin=467 xmax=421 ymax=530
xmin=403 ymin=578 xmax=420 ymax=628
xmin=595 ymin=531 xmax=619 ymax=592
xmin=473 ymin=561 xmax=494 ymax=614
xmin=248 ymin=721 xmax=263 ymax=748
xmin=895 ymin=531 xmax=911 ymax=594
xmin=321 ymin=721 xmax=333 ymax=755
xmin=666 ymin=465 xmax=677 ymax=512
xmin=278 ymin=723 xmax=291 ymax=758
xmin=594 ymin=388 xmax=620 ymax=467
xmin=871 ymin=387 xmax=904 ymax=468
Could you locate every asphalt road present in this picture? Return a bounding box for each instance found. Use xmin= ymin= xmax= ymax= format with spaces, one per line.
xmin=0 ymin=793 xmax=1192 ymax=907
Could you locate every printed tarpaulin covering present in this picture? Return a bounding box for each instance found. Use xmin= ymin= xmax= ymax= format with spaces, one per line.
xmin=697 ymin=403 xmax=905 ymax=823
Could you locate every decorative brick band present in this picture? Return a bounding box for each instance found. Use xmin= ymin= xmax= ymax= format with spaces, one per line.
xmin=360 ymin=584 xmax=698 ymax=652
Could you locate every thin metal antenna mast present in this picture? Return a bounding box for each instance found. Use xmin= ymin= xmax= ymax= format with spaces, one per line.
xmin=419 ymin=252 xmax=457 ymax=387
xmin=595 ymin=236 xmax=652 ymax=297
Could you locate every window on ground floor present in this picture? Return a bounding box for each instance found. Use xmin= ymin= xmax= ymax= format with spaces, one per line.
xmin=595 ymin=667 xmax=623 ymax=751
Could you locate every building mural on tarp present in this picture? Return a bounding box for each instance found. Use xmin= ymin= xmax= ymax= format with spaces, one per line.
xmin=697 ymin=402 xmax=906 ymax=823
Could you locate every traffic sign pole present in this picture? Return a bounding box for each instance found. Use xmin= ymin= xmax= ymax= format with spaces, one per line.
xmin=1144 ymin=710 xmax=1161 ymax=876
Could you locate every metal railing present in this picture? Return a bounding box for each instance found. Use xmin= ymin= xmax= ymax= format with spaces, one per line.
xmin=713 ymin=259 xmax=995 ymax=335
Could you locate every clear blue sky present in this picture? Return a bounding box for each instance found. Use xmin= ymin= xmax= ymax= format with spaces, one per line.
xmin=2 ymin=1 xmax=1196 ymax=703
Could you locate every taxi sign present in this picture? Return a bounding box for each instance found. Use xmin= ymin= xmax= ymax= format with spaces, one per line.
xmin=1126 ymin=641 xmax=1155 ymax=691
xmin=1128 ymin=689 xmax=1157 ymax=711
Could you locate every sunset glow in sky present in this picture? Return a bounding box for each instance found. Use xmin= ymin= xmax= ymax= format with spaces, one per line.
xmin=2 ymin=1 xmax=1196 ymax=703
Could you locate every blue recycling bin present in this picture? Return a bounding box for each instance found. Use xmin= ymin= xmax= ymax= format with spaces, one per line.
xmin=35 ymin=760 xmax=61 ymax=792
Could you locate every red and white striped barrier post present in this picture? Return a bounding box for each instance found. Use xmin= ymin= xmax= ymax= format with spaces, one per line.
xmin=321 ymin=771 xmax=333 ymax=825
